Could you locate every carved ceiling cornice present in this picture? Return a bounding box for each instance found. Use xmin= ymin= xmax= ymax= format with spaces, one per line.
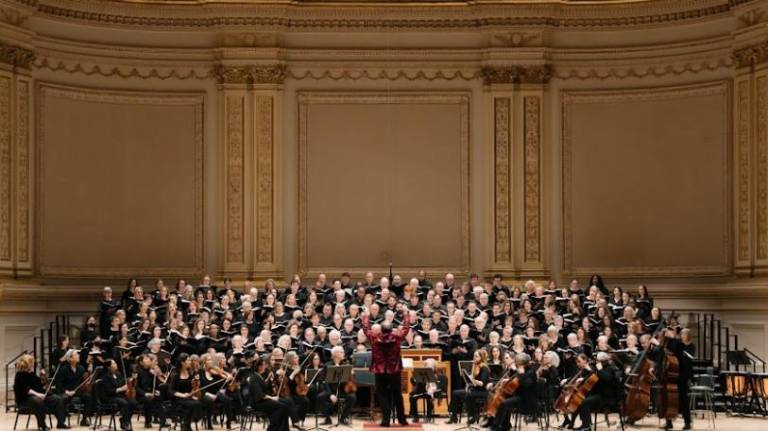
xmin=733 ymin=40 xmax=768 ymax=69
xmin=4 ymin=0 xmax=750 ymax=30
xmin=0 ymin=41 xmax=34 ymax=68
xmin=214 ymin=64 xmax=287 ymax=84
xmin=481 ymin=65 xmax=552 ymax=85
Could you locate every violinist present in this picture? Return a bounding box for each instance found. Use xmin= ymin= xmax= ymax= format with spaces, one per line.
xmin=249 ymin=355 xmax=291 ymax=431
xmin=135 ymin=354 xmax=163 ymax=429
xmin=318 ymin=346 xmax=356 ymax=426
xmin=169 ymin=353 xmax=203 ymax=431
xmin=490 ymin=352 xmax=537 ymax=431
xmin=13 ymin=353 xmax=68 ymax=431
xmin=447 ymin=349 xmax=490 ymax=425
xmin=98 ymin=359 xmax=138 ymax=431
xmin=199 ymin=353 xmax=235 ymax=430
xmin=54 ymin=349 xmax=94 ymax=427
xmin=283 ymin=351 xmax=310 ymax=428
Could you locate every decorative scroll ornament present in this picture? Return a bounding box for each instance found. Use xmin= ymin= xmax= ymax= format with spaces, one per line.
xmin=214 ymin=64 xmax=287 ymax=84
xmin=480 ymin=65 xmax=552 ymax=85
xmin=0 ymin=42 xmax=35 ymax=69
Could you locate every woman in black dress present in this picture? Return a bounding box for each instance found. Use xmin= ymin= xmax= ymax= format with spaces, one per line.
xmin=169 ymin=353 xmax=203 ymax=431
xmin=13 ymin=354 xmax=67 ymax=430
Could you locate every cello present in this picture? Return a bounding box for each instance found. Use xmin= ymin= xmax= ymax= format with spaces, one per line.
xmin=555 ymin=367 xmax=600 ymax=414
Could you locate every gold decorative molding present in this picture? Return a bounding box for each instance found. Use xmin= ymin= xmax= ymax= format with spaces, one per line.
xmin=254 ymin=95 xmax=274 ymax=265
xmin=34 ymin=56 xmax=212 ymax=80
xmin=287 ymin=68 xmax=480 ymax=81
xmin=733 ymin=41 xmax=768 ymax=69
xmin=23 ymin=0 xmax=737 ymax=30
xmin=553 ymin=57 xmax=733 ymax=81
xmin=523 ymin=96 xmax=541 ymax=263
xmin=214 ymin=65 xmax=286 ymax=85
xmin=35 ymin=83 xmax=205 ymax=277
xmin=225 ymin=95 xmax=245 ymax=265
xmin=737 ymin=80 xmax=752 ymax=263
xmin=758 ymin=75 xmax=768 ymax=261
xmin=297 ymin=92 xmax=471 ymax=275
xmin=492 ymin=32 xmax=540 ymax=48
xmin=494 ymin=97 xmax=511 ymax=264
xmin=0 ymin=42 xmax=34 ymax=69
xmin=481 ymin=65 xmax=552 ymax=85
xmin=562 ymin=81 xmax=731 ymax=277
xmin=0 ymin=75 xmax=10 ymax=262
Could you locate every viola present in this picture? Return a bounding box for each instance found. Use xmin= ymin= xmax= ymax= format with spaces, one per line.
xmin=190 ymin=376 xmax=202 ymax=401
xmin=295 ymin=372 xmax=309 ymax=396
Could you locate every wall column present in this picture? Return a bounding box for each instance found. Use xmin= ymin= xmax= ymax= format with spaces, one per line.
xmin=0 ymin=42 xmax=34 ymax=278
xmin=217 ymin=64 xmax=285 ymax=280
xmin=733 ymin=38 xmax=768 ymax=276
xmin=483 ymin=65 xmax=551 ymax=278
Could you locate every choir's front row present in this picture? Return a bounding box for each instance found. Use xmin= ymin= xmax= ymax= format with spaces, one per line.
xmin=14 ymin=345 xmax=657 ymax=431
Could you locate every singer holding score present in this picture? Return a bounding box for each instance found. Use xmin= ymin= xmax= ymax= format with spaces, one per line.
xmin=361 ymin=281 xmax=411 ymax=427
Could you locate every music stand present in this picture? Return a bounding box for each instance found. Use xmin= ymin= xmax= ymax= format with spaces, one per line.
xmin=305 ymin=369 xmax=329 ymax=431
xmin=326 ymin=365 xmax=353 ymax=428
xmin=412 ymin=368 xmax=437 ymax=423
xmin=454 ymin=364 xmax=481 ymax=431
xmin=727 ymin=350 xmax=752 ymax=371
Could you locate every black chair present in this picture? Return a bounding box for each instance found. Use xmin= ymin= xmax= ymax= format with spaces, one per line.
xmin=591 ymin=397 xmax=625 ymax=431
xmin=13 ymin=404 xmax=52 ymax=430
xmin=90 ymin=379 xmax=119 ymax=431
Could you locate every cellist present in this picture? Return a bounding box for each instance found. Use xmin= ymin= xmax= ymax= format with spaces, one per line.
xmin=488 ymin=352 xmax=537 ymax=431
xmin=650 ymin=327 xmax=693 ymax=430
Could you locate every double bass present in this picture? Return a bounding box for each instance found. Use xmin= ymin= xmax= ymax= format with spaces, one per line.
xmin=656 ymin=330 xmax=680 ymax=420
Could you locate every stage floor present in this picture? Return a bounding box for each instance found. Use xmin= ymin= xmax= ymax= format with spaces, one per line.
xmin=0 ymin=412 xmax=763 ymax=431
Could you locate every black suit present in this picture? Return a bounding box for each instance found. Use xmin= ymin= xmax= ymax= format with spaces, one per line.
xmin=55 ymin=364 xmax=94 ymax=418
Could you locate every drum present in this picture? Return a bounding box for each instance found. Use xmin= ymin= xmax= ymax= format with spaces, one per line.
xmin=750 ymin=373 xmax=768 ymax=400
xmin=722 ymin=371 xmax=749 ymax=397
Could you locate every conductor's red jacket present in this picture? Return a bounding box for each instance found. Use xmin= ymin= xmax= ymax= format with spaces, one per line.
xmin=361 ymin=313 xmax=410 ymax=374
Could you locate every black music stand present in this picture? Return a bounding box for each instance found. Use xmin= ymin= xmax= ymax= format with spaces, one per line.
xmin=412 ymin=368 xmax=437 ymax=423
xmin=305 ymin=369 xmax=328 ymax=431
xmin=326 ymin=365 xmax=353 ymax=428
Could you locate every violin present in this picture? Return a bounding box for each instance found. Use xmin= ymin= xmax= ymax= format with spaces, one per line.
xmin=190 ymin=376 xmax=202 ymax=401
xmin=125 ymin=375 xmax=137 ymax=400
xmin=343 ymin=369 xmax=357 ymax=394
xmin=294 ymin=371 xmax=309 ymax=396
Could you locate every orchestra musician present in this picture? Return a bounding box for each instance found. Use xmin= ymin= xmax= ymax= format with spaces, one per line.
xmin=98 ymin=359 xmax=138 ymax=431
xmin=447 ymin=349 xmax=490 ymax=425
xmin=650 ymin=327 xmax=694 ymax=430
xmin=198 ymin=353 xmax=235 ymax=430
xmin=54 ymin=349 xmax=94 ymax=427
xmin=249 ymin=355 xmax=291 ymax=431
xmin=488 ymin=352 xmax=537 ymax=431
xmin=559 ymin=352 xmax=618 ymax=431
xmin=408 ymin=358 xmax=444 ymax=422
xmin=135 ymin=353 xmax=166 ymax=429
xmin=13 ymin=353 xmax=68 ymax=431
xmin=317 ymin=346 xmax=356 ymax=426
xmin=169 ymin=353 xmax=203 ymax=431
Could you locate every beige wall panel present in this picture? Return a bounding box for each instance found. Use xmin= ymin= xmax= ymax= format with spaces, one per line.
xmin=563 ymin=82 xmax=730 ymax=276
xmin=37 ymin=84 xmax=204 ymax=277
xmin=299 ymin=93 xmax=469 ymax=273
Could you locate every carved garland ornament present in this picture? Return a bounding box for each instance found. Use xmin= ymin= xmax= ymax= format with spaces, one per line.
xmin=226 ymin=95 xmax=245 ymax=264
xmin=494 ymin=98 xmax=511 ymax=263
xmin=733 ymin=41 xmax=768 ymax=69
xmin=758 ymin=75 xmax=768 ymax=261
xmin=523 ymin=96 xmax=541 ymax=263
xmin=254 ymin=95 xmax=274 ymax=264
xmin=481 ymin=65 xmax=552 ymax=85
xmin=215 ymin=65 xmax=286 ymax=85
xmin=737 ymin=80 xmax=751 ymax=263
xmin=0 ymin=76 xmax=9 ymax=261
xmin=16 ymin=80 xmax=29 ymax=263
xmin=0 ymin=42 xmax=35 ymax=69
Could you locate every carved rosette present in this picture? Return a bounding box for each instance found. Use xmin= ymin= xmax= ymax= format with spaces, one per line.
xmin=737 ymin=80 xmax=751 ymax=263
xmin=758 ymin=76 xmax=767 ymax=261
xmin=226 ymin=95 xmax=245 ymax=264
xmin=215 ymin=65 xmax=287 ymax=85
xmin=0 ymin=76 xmax=9 ymax=262
xmin=0 ymin=43 xmax=35 ymax=69
xmin=523 ymin=96 xmax=542 ymax=263
xmin=481 ymin=65 xmax=552 ymax=85
xmin=494 ymin=97 xmax=511 ymax=263
xmin=254 ymin=95 xmax=274 ymax=265
xmin=733 ymin=41 xmax=768 ymax=69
